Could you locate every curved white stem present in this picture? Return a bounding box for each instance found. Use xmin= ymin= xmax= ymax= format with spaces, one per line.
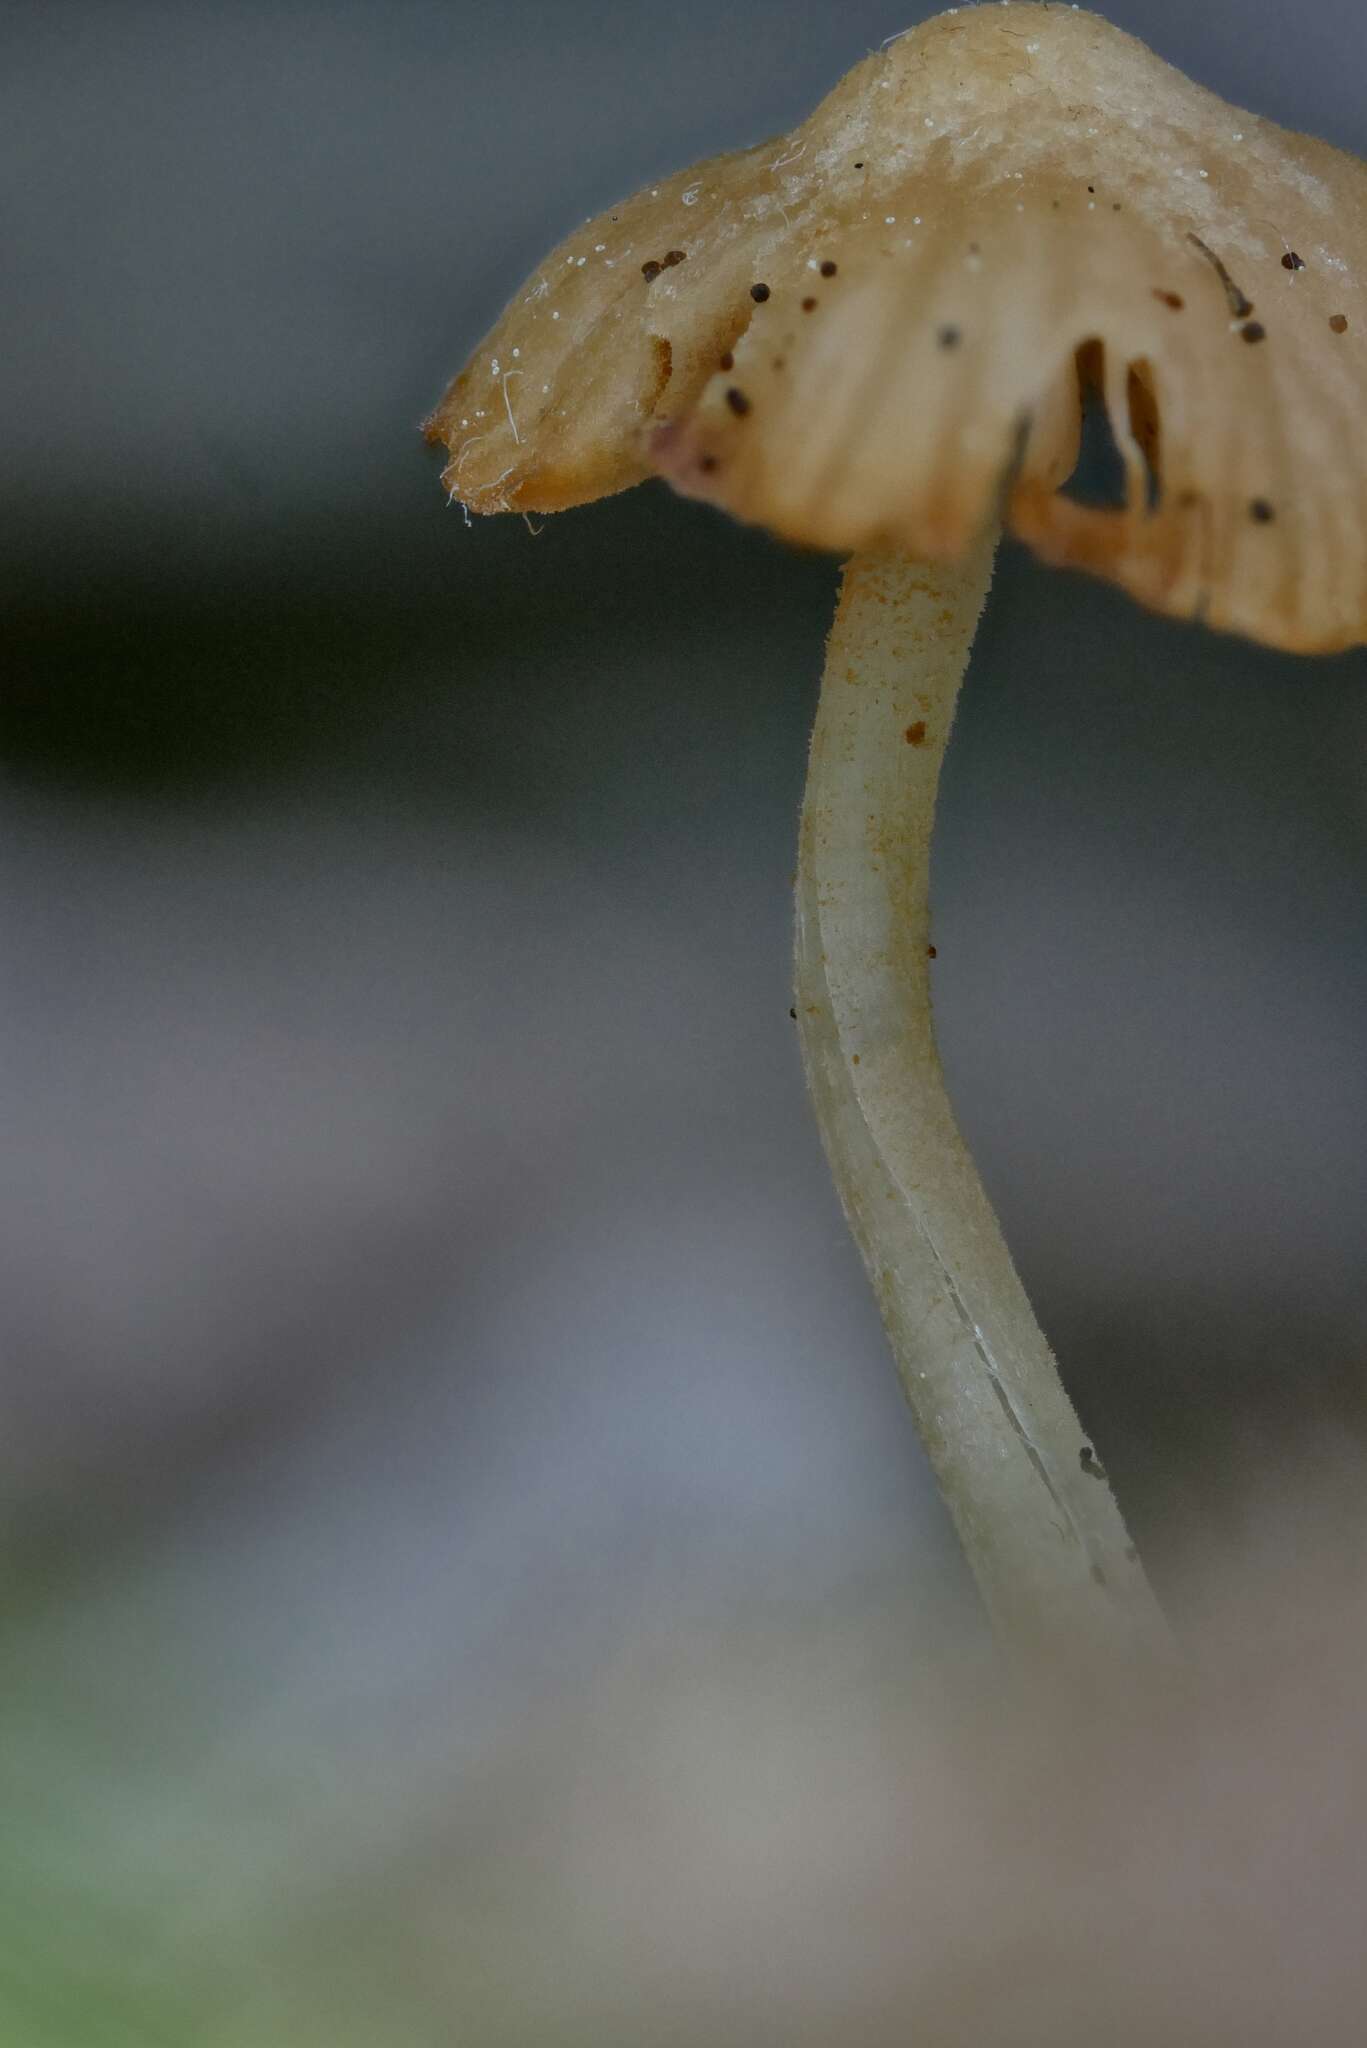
xmin=795 ymin=540 xmax=1169 ymax=1665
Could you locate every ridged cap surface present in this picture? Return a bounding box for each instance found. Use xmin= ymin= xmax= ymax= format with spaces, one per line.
xmin=428 ymin=4 xmax=1367 ymax=650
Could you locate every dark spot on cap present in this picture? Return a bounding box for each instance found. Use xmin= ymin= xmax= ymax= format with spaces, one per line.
xmin=854 ymin=160 xmax=865 ymax=169
xmin=1079 ymin=1445 xmax=1108 ymax=1480
xmin=801 ymin=296 xmax=818 ymax=311
xmin=1281 ymin=250 xmax=1305 ymax=271
xmin=1240 ymin=319 xmax=1267 ymax=343
xmin=1188 ymin=234 xmax=1254 ymax=319
xmin=772 ymin=356 xmax=786 ymax=371
xmin=926 ymin=943 xmax=938 ymax=959
xmin=661 ymin=248 xmax=687 ymax=269
xmin=750 ymin=282 xmax=771 ymax=302
xmin=1176 ymin=488 xmax=1200 ymax=509
xmin=1153 ymin=289 xmax=1184 ymax=310
xmin=699 ymin=453 xmax=720 ymax=474
xmin=725 ymin=386 xmax=751 ymax=416
xmin=789 ymin=1006 xmax=797 ymax=1020
xmin=641 ymin=259 xmax=662 ymax=281
xmin=1112 ymin=201 xmax=1122 ymax=211
xmin=719 ymin=351 xmax=734 ymax=371
xmin=1330 ymin=312 xmax=1349 ymax=333
xmin=820 ymin=259 xmax=838 ymax=277
xmin=936 ymin=324 xmax=962 ymax=350
xmin=904 ymin=720 xmax=927 ymax=745
xmin=1249 ymin=497 xmax=1276 ymax=522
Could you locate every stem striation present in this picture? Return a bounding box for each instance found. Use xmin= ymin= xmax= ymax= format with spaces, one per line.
xmin=795 ymin=540 xmax=1168 ymax=1665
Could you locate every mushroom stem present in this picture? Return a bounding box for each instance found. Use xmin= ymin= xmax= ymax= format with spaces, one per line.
xmin=795 ymin=539 xmax=1169 ymax=1666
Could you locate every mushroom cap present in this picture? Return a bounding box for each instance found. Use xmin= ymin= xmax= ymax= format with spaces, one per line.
xmin=427 ymin=4 xmax=1367 ymax=652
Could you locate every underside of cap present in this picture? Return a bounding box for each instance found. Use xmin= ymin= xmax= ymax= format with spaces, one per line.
xmin=427 ymin=3 xmax=1367 ymax=652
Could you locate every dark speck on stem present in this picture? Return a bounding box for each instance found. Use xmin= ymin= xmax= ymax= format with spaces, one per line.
xmin=750 ymin=282 xmax=771 ymax=302
xmin=1281 ymin=250 xmax=1305 ymax=270
xmin=1240 ymin=320 xmax=1267 ymax=343
xmin=1249 ymin=497 xmax=1276 ymax=522
xmin=937 ymin=325 xmax=962 ymax=350
xmin=725 ymin=386 xmax=751 ymax=416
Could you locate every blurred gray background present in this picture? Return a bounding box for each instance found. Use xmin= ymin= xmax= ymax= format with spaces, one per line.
xmin=2 ymin=2 xmax=1366 ymax=2040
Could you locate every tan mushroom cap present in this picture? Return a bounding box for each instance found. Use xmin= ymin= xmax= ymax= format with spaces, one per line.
xmin=427 ymin=3 xmax=1367 ymax=652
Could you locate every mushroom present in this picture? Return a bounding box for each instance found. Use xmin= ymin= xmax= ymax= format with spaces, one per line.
xmin=426 ymin=5 xmax=1367 ymax=1666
